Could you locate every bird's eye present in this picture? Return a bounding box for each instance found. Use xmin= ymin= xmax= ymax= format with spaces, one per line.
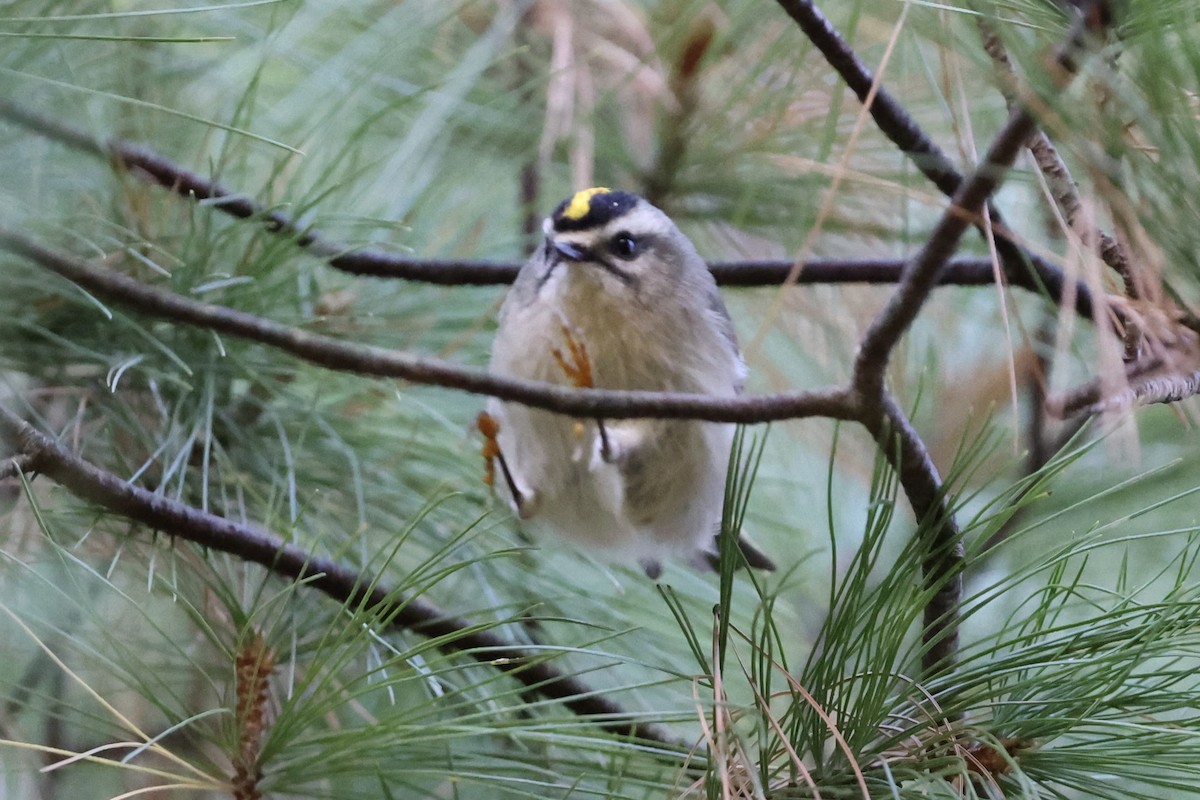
xmin=611 ymin=233 xmax=638 ymax=260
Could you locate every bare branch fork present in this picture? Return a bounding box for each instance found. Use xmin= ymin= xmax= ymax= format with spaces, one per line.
xmin=972 ymin=14 xmax=1200 ymax=418
xmin=851 ymin=95 xmax=1056 ymax=674
xmin=776 ymin=1 xmax=1093 ymax=675
xmin=773 ymin=0 xmax=1200 ymax=421
xmin=773 ymin=0 xmax=1101 ymax=323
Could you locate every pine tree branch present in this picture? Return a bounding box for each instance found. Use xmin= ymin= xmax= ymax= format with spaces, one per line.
xmin=0 ymin=404 xmax=679 ymax=747
xmin=1048 ymin=352 xmax=1200 ymax=417
xmin=852 ymin=102 xmax=1045 ymax=393
xmin=0 ymin=4 xmax=1102 ymax=696
xmin=788 ymin=3 xmax=1091 ymax=676
xmin=0 ymin=227 xmax=855 ymax=425
xmin=708 ymin=257 xmax=1091 ymax=311
xmin=847 ymin=104 xmax=1056 ymax=653
xmin=860 ymin=395 xmax=963 ymax=673
xmin=0 ymin=98 xmax=1097 ymax=317
xmin=771 ymin=0 xmax=1098 ymax=322
xmin=976 ymin=17 xmax=1137 ymax=305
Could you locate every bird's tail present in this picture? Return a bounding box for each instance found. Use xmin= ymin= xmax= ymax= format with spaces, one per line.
xmin=701 ymin=533 xmax=776 ymax=572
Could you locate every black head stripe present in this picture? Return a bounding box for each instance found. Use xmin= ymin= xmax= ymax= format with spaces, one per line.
xmin=551 ymin=189 xmax=640 ymax=232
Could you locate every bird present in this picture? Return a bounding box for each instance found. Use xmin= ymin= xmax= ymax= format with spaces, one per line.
xmin=485 ymin=187 xmax=774 ymax=579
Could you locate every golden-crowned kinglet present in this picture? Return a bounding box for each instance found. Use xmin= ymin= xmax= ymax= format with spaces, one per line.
xmin=487 ymin=187 xmax=775 ymax=578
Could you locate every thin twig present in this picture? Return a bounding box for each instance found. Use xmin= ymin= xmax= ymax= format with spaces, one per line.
xmin=0 ymin=404 xmax=679 ymax=747
xmin=980 ymin=12 xmax=1145 ymax=362
xmin=0 ymin=227 xmax=855 ymax=424
xmin=976 ymin=17 xmax=1136 ymax=299
xmin=709 ymin=258 xmax=1094 ymax=317
xmin=852 ymin=101 xmax=1046 ymax=392
xmin=1049 ymin=354 xmax=1200 ymax=417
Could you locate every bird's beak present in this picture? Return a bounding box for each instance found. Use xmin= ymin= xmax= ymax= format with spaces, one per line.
xmin=552 ymin=240 xmax=588 ymax=262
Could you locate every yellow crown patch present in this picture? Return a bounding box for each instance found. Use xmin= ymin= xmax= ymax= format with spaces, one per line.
xmin=560 ymin=187 xmax=612 ymax=221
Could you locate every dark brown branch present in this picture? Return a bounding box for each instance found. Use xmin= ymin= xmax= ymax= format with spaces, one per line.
xmin=853 ymin=101 xmax=1044 ymax=394
xmin=710 ymin=257 xmax=1007 ymax=286
xmin=860 ymin=395 xmax=963 ymax=674
xmin=514 ymin=5 xmax=542 ymax=250
xmin=771 ymin=0 xmax=1096 ymax=321
xmin=0 ymin=405 xmax=678 ymax=746
xmin=812 ymin=8 xmax=1090 ymax=676
xmin=0 ymin=98 xmax=1097 ymax=318
xmin=1048 ymin=353 xmax=1200 ymax=417
xmin=845 ymin=88 xmax=1029 ymax=667
xmin=709 ymin=258 xmax=1092 ymax=318
xmin=0 ymin=228 xmax=855 ymax=425
xmin=773 ymin=0 xmax=961 ymax=195
xmin=0 ymin=98 xmax=509 ymax=284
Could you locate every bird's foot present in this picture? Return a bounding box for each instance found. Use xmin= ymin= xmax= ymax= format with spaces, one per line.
xmin=476 ymin=411 xmax=537 ymax=518
xmin=589 ymin=420 xmax=644 ymax=470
